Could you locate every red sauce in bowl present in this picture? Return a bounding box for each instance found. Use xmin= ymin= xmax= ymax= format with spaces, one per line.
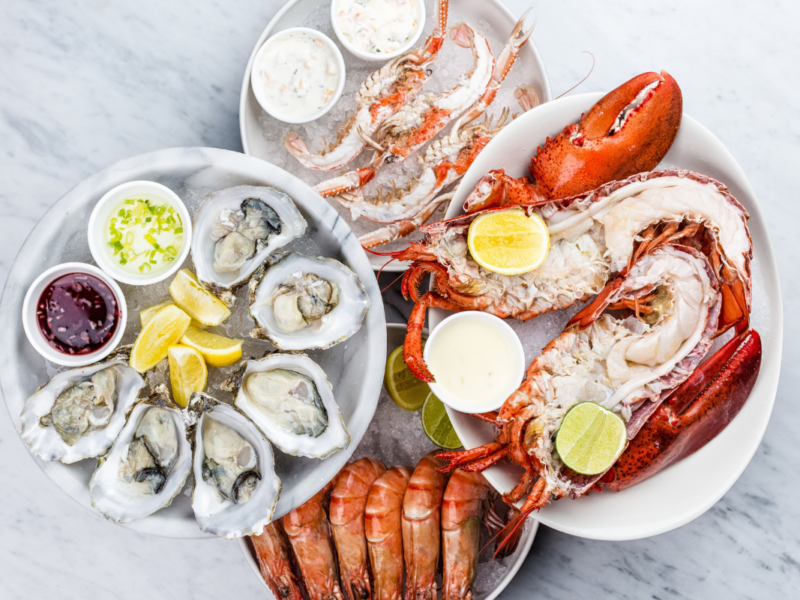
xmin=36 ymin=273 xmax=120 ymax=355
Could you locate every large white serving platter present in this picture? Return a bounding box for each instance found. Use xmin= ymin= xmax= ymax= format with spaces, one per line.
xmin=239 ymin=0 xmax=552 ymax=272
xmin=0 ymin=147 xmax=387 ymax=538
xmin=239 ymin=323 xmax=537 ymax=600
xmin=430 ymin=92 xmax=784 ymax=540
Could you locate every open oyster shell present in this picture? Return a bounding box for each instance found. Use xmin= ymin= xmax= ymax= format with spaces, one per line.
xmin=223 ymin=353 xmax=350 ymax=459
xmin=191 ymin=186 xmax=307 ymax=305
xmin=186 ymin=393 xmax=281 ymax=539
xmin=89 ymin=384 xmax=192 ymax=524
xmin=249 ymin=252 xmax=369 ymax=350
xmin=19 ymin=347 xmax=145 ymax=464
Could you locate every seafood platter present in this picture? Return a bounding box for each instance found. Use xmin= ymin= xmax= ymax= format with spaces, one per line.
xmin=240 ymin=0 xmax=551 ymax=271
xmin=393 ymin=71 xmax=783 ymax=541
xmin=1 ymin=148 xmax=387 ymax=537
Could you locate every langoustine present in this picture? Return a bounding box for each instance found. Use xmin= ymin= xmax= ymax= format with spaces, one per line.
xmin=282 ymin=481 xmax=345 ymax=600
xmin=250 ymin=521 xmax=303 ymax=600
xmin=401 ymin=453 xmax=448 ymax=600
xmin=284 ymin=0 xmax=449 ymax=171
xmin=330 ymin=457 xmax=388 ymax=600
xmin=365 ymin=466 xmax=412 ymax=600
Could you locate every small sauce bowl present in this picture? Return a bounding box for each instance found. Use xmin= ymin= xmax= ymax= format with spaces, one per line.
xmin=88 ymin=180 xmax=192 ymax=286
xmin=251 ymin=27 xmax=346 ymax=124
xmin=331 ymin=0 xmax=426 ymax=62
xmin=22 ymin=262 xmax=127 ymax=367
xmin=424 ymin=312 xmax=525 ymax=414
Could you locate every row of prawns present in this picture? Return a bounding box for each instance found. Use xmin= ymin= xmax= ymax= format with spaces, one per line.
xmin=382 ymin=70 xmax=763 ymax=551
xmin=282 ymin=0 xmax=539 ymax=249
xmin=251 ymin=455 xmax=517 ymax=600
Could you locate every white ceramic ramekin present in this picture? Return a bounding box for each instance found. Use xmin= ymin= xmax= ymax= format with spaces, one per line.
xmin=250 ymin=27 xmax=346 ymax=124
xmin=330 ymin=0 xmax=426 ymax=62
xmin=424 ymin=311 xmax=525 ymax=413
xmin=22 ymin=262 xmax=128 ymax=367
xmin=87 ymin=180 xmax=192 ymax=286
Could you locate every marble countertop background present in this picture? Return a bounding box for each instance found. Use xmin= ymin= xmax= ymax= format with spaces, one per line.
xmin=1 ymin=0 xmax=797 ymax=598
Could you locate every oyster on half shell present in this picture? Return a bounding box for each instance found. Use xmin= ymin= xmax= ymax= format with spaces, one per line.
xmin=191 ymin=186 xmax=307 ymax=305
xmin=19 ymin=347 xmax=145 ymax=464
xmin=89 ymin=385 xmax=192 ymax=524
xmin=223 ymin=354 xmax=349 ymax=459
xmin=187 ymin=393 xmax=281 ymax=539
xmin=249 ymin=252 xmax=369 ymax=350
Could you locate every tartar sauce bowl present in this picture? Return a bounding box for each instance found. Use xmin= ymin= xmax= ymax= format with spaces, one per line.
xmin=88 ymin=180 xmax=192 ymax=286
xmin=331 ymin=0 xmax=426 ymax=62
xmin=251 ymin=28 xmax=346 ymax=124
xmin=424 ymin=311 xmax=525 ymax=414
xmin=22 ymin=262 xmax=127 ymax=367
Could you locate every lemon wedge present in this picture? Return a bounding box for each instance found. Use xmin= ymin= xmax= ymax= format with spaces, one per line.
xmin=140 ymin=301 xmax=206 ymax=330
xmin=467 ymin=208 xmax=550 ymax=275
xmin=169 ymin=269 xmax=231 ymax=326
xmin=130 ymin=304 xmax=192 ymax=373
xmin=554 ymin=402 xmax=627 ymax=475
xmin=168 ymin=344 xmax=208 ymax=408
xmin=384 ymin=344 xmax=429 ymax=411
xmin=181 ymin=326 xmax=243 ymax=368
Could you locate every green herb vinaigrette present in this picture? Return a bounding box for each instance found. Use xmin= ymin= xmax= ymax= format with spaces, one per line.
xmin=104 ymin=196 xmax=184 ymax=275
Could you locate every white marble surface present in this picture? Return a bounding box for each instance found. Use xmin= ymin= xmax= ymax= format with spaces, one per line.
xmin=0 ymin=0 xmax=796 ymax=598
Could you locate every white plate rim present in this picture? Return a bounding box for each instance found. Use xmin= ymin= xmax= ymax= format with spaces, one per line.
xmin=429 ymin=91 xmax=784 ymax=540
xmin=238 ymin=0 xmax=553 ymax=273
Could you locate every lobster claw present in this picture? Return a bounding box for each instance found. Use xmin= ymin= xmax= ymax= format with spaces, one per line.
xmin=530 ymin=71 xmax=683 ymax=200
xmin=603 ymin=329 xmax=762 ymax=491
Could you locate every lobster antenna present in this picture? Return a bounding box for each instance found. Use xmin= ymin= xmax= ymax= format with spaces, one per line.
xmin=555 ymin=51 xmax=596 ymax=99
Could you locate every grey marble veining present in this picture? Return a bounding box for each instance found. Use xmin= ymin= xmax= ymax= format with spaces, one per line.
xmin=0 ymin=0 xmax=797 ymax=598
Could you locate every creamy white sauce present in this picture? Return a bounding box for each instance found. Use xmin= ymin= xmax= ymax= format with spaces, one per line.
xmin=256 ymin=31 xmax=340 ymax=119
xmin=428 ymin=318 xmax=520 ymax=410
xmin=335 ymin=0 xmax=419 ymax=55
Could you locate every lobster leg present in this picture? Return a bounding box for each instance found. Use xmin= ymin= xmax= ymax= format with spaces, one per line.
xmin=404 ymin=292 xmax=464 ymax=382
xmin=604 ymin=329 xmax=762 ymax=491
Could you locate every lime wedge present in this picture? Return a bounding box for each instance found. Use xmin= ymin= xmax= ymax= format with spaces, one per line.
xmin=421 ymin=392 xmax=462 ymax=449
xmin=384 ymin=345 xmax=430 ymax=411
xmin=555 ymin=402 xmax=627 ymax=475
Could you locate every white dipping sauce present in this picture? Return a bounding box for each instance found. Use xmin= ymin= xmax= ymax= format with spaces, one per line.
xmin=335 ymin=0 xmax=419 ymax=55
xmin=427 ymin=318 xmax=520 ymax=410
xmin=255 ymin=31 xmax=340 ymax=119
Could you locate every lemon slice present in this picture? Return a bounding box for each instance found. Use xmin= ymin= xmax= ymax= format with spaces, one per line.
xmin=467 ymin=208 xmax=550 ymax=275
xmin=384 ymin=344 xmax=430 ymax=411
xmin=181 ymin=325 xmax=243 ymax=368
xmin=130 ymin=304 xmax=192 ymax=373
xmin=169 ymin=269 xmax=231 ymax=326
xmin=555 ymin=402 xmax=627 ymax=475
xmin=168 ymin=344 xmax=208 ymax=408
xmin=140 ymin=301 xmax=206 ymax=330
xmin=421 ymin=392 xmax=462 ymax=449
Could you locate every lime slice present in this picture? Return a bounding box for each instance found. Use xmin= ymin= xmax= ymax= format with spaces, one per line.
xmin=555 ymin=402 xmax=627 ymax=475
xmin=384 ymin=345 xmax=430 ymax=411
xmin=421 ymin=392 xmax=462 ymax=449
xmin=467 ymin=208 xmax=550 ymax=275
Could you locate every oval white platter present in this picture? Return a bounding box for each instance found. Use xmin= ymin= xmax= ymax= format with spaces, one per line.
xmin=430 ymin=92 xmax=784 ymax=540
xmin=239 ymin=323 xmax=537 ymax=600
xmin=239 ymin=0 xmax=552 ymax=272
xmin=0 ymin=147 xmax=387 ymax=538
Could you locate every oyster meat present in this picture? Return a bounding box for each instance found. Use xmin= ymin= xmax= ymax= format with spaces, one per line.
xmin=20 ymin=347 xmax=145 ymax=464
xmin=224 ymin=354 xmax=349 ymax=459
xmin=249 ymin=252 xmax=369 ymax=350
xmin=189 ymin=393 xmax=280 ymax=538
xmin=191 ymin=186 xmax=306 ymax=304
xmin=89 ymin=385 xmax=192 ymax=524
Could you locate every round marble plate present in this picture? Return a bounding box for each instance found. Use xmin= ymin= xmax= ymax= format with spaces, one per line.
xmin=239 ymin=323 xmax=537 ymax=600
xmin=430 ymin=93 xmax=784 ymax=540
xmin=0 ymin=147 xmax=387 ymax=538
xmin=239 ymin=0 xmax=552 ymax=272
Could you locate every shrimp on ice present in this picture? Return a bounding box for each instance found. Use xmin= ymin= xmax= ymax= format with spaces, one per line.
xmin=250 ymin=521 xmax=303 ymax=600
